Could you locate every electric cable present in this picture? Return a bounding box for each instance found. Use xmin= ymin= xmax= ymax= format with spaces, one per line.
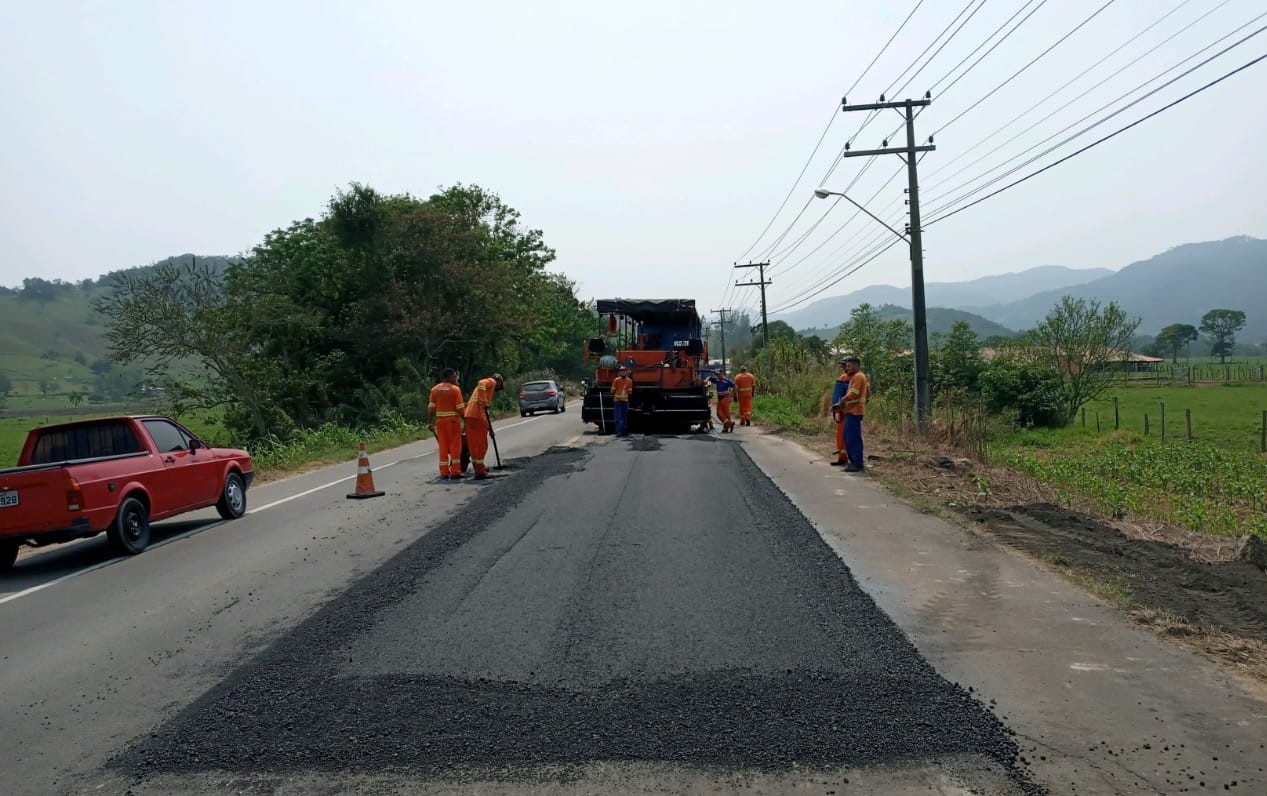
xmin=924 ymin=49 xmax=1267 ymax=226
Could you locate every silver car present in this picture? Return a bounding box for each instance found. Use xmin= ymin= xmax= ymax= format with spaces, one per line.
xmin=518 ymin=379 xmax=566 ymax=416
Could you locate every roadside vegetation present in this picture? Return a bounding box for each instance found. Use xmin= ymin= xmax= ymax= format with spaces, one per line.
xmin=0 ymin=185 xmax=595 ymax=475
xmin=726 ymin=297 xmax=1267 ymax=541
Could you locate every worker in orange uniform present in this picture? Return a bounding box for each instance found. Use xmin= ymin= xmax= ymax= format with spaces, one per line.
xmin=838 ymin=356 xmax=870 ymax=472
xmin=709 ymin=370 xmax=736 ymax=432
xmin=734 ymin=366 xmax=756 ymax=427
xmin=428 ymin=368 xmax=467 ymax=480
xmin=611 ymin=367 xmax=634 ymax=437
xmin=463 ymin=372 xmax=504 ymax=479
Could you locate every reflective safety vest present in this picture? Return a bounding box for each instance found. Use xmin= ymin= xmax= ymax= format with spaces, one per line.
xmin=428 ymin=382 xmax=466 ymax=419
xmin=734 ymin=372 xmax=755 ymax=394
xmin=464 ymin=377 xmax=498 ymax=419
xmin=611 ymin=376 xmax=633 ymax=402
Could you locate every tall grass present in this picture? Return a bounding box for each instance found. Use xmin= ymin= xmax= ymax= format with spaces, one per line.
xmin=247 ymin=408 xmax=428 ymax=473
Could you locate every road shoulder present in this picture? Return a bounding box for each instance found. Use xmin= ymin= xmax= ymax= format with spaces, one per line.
xmin=742 ymin=428 xmax=1267 ymax=795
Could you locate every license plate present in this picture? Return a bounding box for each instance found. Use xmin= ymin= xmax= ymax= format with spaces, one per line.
xmin=0 ymin=491 xmax=17 ymax=508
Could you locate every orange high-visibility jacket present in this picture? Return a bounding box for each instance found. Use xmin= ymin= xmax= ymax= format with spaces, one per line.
xmin=844 ymin=371 xmax=870 ymax=416
xmin=464 ymin=377 xmax=498 ymax=419
xmin=734 ymin=371 xmax=756 ymax=394
xmin=428 ymin=382 xmax=466 ymax=419
xmin=611 ymin=376 xmax=633 ymax=402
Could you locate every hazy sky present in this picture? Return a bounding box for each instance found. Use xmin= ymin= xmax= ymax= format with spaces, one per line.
xmin=2 ymin=0 xmax=1265 ymax=319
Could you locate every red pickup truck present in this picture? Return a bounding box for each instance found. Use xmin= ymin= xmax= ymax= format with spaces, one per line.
xmin=0 ymin=415 xmax=254 ymax=570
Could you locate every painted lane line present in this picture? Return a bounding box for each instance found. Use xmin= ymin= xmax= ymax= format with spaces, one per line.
xmin=0 ymin=419 xmax=556 ymax=604
xmin=0 ymin=559 xmax=122 ymax=605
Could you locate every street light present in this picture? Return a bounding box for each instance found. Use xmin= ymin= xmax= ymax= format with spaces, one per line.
xmin=813 ymin=188 xmax=909 ymax=244
xmin=813 ymin=186 xmax=931 ymax=434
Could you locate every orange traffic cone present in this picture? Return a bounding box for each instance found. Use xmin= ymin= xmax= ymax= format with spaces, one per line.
xmin=346 ymin=441 xmax=385 ymax=499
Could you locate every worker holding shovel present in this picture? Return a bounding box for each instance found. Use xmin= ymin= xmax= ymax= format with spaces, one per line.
xmin=463 ymin=373 xmax=504 ymax=480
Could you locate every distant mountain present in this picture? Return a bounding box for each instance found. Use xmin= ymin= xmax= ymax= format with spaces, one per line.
xmin=798 ymin=305 xmax=1016 ymax=341
xmin=976 ymin=237 xmax=1267 ymax=342
xmin=774 ymin=265 xmax=1111 ymax=330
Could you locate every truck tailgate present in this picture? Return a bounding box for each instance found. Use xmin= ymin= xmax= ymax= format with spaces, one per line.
xmin=0 ymin=467 xmax=68 ymax=536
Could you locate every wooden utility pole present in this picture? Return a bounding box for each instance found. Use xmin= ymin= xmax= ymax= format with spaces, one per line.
xmin=734 ymin=262 xmax=771 ymax=346
xmin=839 ymin=94 xmax=935 ymax=431
xmin=710 ymin=308 xmax=730 ymax=373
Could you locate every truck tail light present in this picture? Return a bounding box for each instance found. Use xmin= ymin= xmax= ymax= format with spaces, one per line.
xmin=65 ymin=475 xmax=84 ymax=512
xmin=545 ymin=389 xmax=557 ymax=396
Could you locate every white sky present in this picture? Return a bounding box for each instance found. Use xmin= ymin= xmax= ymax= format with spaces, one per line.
xmin=2 ymin=0 xmax=1265 ymax=319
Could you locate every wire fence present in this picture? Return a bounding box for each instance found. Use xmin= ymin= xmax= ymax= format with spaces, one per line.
xmin=1115 ymin=363 xmax=1267 ymax=386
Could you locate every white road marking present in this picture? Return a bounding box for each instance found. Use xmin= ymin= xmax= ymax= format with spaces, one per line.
xmin=1 ymin=416 xmax=551 ymax=604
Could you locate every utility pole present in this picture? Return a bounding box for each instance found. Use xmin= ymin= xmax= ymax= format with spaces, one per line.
xmin=710 ymin=308 xmax=730 ymax=373
xmin=839 ymin=93 xmax=935 ymax=432
xmin=734 ymin=262 xmax=772 ymax=347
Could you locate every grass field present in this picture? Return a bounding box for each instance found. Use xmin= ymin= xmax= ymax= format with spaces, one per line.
xmin=1060 ymin=383 xmax=1267 ymax=453
xmin=993 ymin=382 xmax=1267 ymax=538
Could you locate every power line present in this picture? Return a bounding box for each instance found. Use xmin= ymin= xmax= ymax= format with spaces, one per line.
xmin=925 ymin=17 xmax=1267 ymax=214
xmin=923 ymin=0 xmax=1213 ymax=187
xmin=929 ymin=0 xmax=1050 ymax=95
xmin=815 ymin=0 xmax=1230 ymax=252
xmin=933 ymin=0 xmax=1119 ymax=136
xmin=926 ymin=49 xmax=1267 ymax=226
xmin=729 ymin=0 xmax=927 ymax=266
xmin=765 ymin=4 xmax=1257 ymax=317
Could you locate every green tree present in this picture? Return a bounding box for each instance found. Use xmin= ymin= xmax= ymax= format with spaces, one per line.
xmin=978 ymin=357 xmax=1067 ymax=428
xmin=749 ymin=320 xmax=799 ymax=353
xmin=93 ymin=258 xmax=282 ymax=438
xmin=1031 ymin=296 xmax=1139 ymax=425
xmin=0 ymin=372 xmax=11 ymax=396
xmin=932 ymin=320 xmax=984 ymax=394
xmin=1154 ymin=323 xmax=1198 ymax=364
xmin=1199 ymin=309 xmax=1246 ymax=364
xmin=833 ymin=303 xmax=913 ymax=395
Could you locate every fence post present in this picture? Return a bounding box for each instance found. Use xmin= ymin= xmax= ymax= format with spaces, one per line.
xmin=1145 ymin=413 xmax=1150 ymax=436
xmin=1096 ymin=411 xmax=1101 ymax=433
xmin=1160 ymin=402 xmax=1165 ymax=445
xmin=1186 ymin=408 xmax=1192 ymax=441
xmin=1114 ymin=397 xmax=1120 ymax=430
xmin=1081 ymin=407 xmax=1086 ymax=427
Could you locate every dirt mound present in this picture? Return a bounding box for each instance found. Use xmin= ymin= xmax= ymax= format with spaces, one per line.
xmin=963 ymin=504 xmax=1267 ymax=644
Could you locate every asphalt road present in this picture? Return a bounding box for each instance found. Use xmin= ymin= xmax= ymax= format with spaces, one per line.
xmin=8 ymin=407 xmax=1265 ymax=795
xmin=3 ymin=414 xmax=1035 ymax=793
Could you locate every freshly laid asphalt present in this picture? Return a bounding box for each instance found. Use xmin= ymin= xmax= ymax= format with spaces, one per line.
xmin=113 ymin=436 xmax=1036 ymax=791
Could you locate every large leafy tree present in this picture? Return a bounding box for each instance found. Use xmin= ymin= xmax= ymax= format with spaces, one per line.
xmin=832 ymin=303 xmax=913 ymax=394
xmin=1032 ymin=296 xmax=1139 ymax=425
xmin=92 ymin=258 xmax=285 ymax=438
xmin=1154 ymin=323 xmax=1198 ymax=363
xmin=97 ymin=183 xmax=586 ymax=439
xmin=1199 ymin=309 xmax=1246 ymax=364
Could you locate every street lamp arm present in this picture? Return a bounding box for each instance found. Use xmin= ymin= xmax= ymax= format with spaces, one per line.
xmin=813 ymin=189 xmax=909 ymax=244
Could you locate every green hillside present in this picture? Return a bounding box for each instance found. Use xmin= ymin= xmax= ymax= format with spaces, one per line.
xmin=0 ymin=254 xmax=236 ymax=410
xmin=798 ymin=305 xmax=1016 ymax=341
xmin=0 ymin=287 xmax=106 ymax=400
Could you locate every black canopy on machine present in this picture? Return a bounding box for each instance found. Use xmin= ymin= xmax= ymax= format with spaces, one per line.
xmin=595 ymin=299 xmax=700 ymax=326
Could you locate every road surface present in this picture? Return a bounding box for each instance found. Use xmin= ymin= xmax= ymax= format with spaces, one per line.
xmin=2 ymin=411 xmax=1264 ymax=794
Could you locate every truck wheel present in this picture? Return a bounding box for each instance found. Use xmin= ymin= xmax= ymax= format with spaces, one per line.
xmin=215 ymin=472 xmax=247 ymax=520
xmin=1 ymin=541 xmax=18 ymax=571
xmin=108 ymin=497 xmax=151 ymax=555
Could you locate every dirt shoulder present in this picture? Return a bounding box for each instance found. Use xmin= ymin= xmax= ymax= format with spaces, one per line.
xmin=775 ymin=418 xmax=1267 ymax=684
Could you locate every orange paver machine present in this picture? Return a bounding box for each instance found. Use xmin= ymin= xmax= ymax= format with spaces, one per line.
xmin=581 ymin=299 xmax=712 ymax=433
